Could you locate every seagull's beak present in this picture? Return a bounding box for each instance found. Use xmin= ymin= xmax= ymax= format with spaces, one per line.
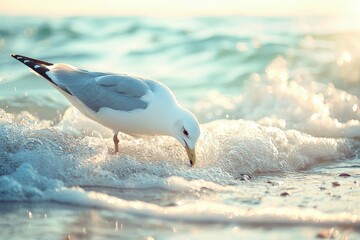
xmin=185 ymin=143 xmax=196 ymax=166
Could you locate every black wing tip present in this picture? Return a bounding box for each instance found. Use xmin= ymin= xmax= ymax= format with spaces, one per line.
xmin=11 ymin=53 xmax=21 ymax=59
xmin=11 ymin=54 xmax=54 ymax=66
xmin=11 ymin=54 xmax=29 ymax=64
xmin=11 ymin=54 xmax=26 ymax=59
xmin=11 ymin=53 xmax=53 ymax=81
xmin=11 ymin=53 xmax=72 ymax=96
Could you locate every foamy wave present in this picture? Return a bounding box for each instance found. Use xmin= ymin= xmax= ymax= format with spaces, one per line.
xmin=0 ymin=106 xmax=358 ymax=187
xmin=195 ymin=57 xmax=360 ymax=138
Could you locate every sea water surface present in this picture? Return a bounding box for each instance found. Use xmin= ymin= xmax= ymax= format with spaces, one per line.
xmin=0 ymin=16 xmax=359 ymax=239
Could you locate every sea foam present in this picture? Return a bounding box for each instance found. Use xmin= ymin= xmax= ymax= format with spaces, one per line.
xmin=0 ymin=102 xmax=358 ymax=187
xmin=195 ymin=57 xmax=360 ymax=138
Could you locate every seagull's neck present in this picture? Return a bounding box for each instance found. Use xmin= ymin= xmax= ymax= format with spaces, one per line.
xmin=146 ymin=81 xmax=182 ymax=136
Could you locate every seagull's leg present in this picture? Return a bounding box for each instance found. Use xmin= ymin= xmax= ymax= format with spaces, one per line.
xmin=113 ymin=132 xmax=119 ymax=153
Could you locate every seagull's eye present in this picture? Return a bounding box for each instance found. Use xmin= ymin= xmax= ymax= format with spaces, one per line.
xmin=183 ymin=129 xmax=189 ymax=136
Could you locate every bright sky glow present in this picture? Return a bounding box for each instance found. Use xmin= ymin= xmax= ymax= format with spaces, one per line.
xmin=0 ymin=0 xmax=358 ymax=17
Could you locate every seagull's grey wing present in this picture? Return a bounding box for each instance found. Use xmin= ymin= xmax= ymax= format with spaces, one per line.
xmin=49 ymin=64 xmax=150 ymax=112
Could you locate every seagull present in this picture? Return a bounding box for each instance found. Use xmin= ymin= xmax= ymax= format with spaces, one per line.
xmin=11 ymin=54 xmax=200 ymax=166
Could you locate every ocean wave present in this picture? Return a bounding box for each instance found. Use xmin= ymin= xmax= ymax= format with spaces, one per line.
xmin=195 ymin=57 xmax=360 ymax=139
xmin=1 ymin=103 xmax=358 ymax=184
xmin=2 ymin=16 xmax=360 ymax=97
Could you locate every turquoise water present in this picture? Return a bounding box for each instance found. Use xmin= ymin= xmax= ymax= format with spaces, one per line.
xmin=0 ymin=16 xmax=359 ymax=239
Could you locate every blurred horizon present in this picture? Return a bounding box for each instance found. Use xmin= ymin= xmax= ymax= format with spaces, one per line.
xmin=1 ymin=0 xmax=359 ymax=17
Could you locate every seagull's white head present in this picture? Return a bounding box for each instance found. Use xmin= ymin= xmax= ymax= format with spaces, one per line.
xmin=171 ymin=107 xmax=201 ymax=166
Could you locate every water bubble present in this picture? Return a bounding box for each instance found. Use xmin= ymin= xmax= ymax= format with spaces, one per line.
xmin=27 ymin=210 xmax=32 ymax=219
xmin=337 ymin=51 xmax=352 ymax=65
xmin=342 ymin=52 xmax=352 ymax=62
xmin=353 ymin=104 xmax=358 ymax=112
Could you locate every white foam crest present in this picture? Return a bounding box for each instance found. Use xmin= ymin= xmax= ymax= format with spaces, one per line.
xmin=0 ymin=109 xmax=226 ymax=188
xmin=205 ymin=119 xmax=358 ymax=175
xmin=195 ymin=56 xmax=360 ymax=138
xmin=0 ymin=107 xmax=358 ymax=190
